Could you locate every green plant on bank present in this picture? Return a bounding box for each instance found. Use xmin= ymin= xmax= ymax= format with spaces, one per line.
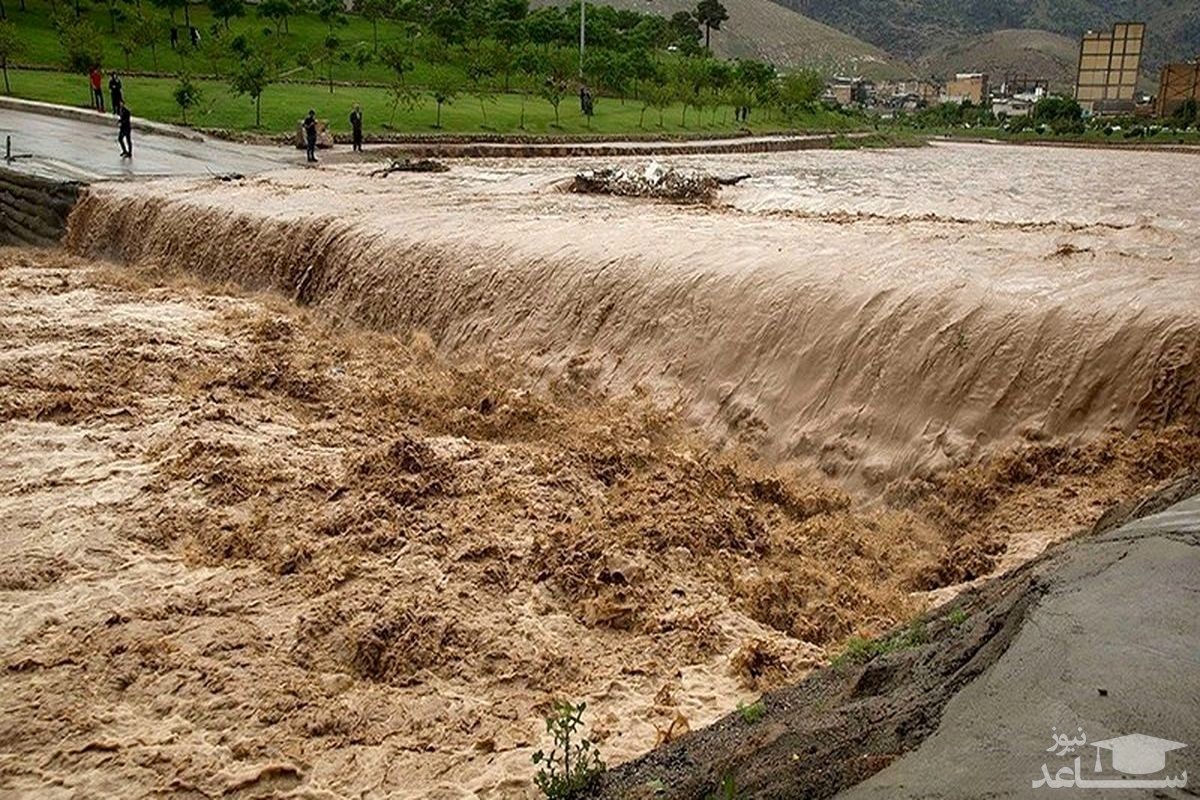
xmin=832 ymin=619 xmax=929 ymax=668
xmin=707 ymin=771 xmax=741 ymax=800
xmin=172 ymin=71 xmax=201 ymax=122
xmin=532 ymin=701 xmax=606 ymax=800
xmin=737 ymin=699 xmax=766 ymax=724
xmin=947 ymin=606 xmax=970 ymax=627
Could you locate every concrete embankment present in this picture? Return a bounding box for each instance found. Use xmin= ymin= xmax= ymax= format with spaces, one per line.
xmin=0 ymin=167 xmax=83 ymax=247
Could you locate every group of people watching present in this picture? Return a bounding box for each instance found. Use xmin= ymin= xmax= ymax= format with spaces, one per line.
xmin=303 ymin=104 xmax=364 ymax=163
xmin=88 ymin=67 xmax=133 ymax=159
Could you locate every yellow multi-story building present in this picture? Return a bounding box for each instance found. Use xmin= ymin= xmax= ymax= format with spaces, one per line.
xmin=1075 ymin=22 xmax=1145 ymax=115
xmin=1157 ymin=60 xmax=1200 ymax=118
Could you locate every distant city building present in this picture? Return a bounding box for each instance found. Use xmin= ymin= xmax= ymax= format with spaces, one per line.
xmin=825 ymin=76 xmax=871 ymax=107
xmin=1075 ymin=22 xmax=1145 ymax=115
xmin=1156 ymin=60 xmax=1200 ymax=118
xmin=992 ymin=97 xmax=1036 ymax=118
xmin=873 ymin=79 xmax=941 ymax=110
xmin=942 ymin=73 xmax=989 ymax=105
xmin=997 ymin=75 xmax=1050 ymax=98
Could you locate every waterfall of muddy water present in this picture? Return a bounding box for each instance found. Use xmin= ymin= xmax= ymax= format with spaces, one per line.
xmin=66 ymin=142 xmax=1200 ymax=489
xmin=4 ymin=143 xmax=1200 ymax=800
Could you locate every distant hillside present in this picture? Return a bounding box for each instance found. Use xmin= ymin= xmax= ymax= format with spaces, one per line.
xmin=531 ymin=0 xmax=915 ymax=79
xmin=773 ymin=0 xmax=1200 ymax=77
xmin=917 ymin=29 xmax=1080 ymax=90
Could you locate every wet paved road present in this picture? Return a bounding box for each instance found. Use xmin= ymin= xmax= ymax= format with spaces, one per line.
xmin=0 ymin=108 xmax=294 ymax=181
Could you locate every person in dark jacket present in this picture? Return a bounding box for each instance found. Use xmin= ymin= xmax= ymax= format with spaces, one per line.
xmin=118 ymin=103 xmax=133 ymax=158
xmin=108 ymin=73 xmax=124 ymax=115
xmin=303 ymin=109 xmax=319 ymax=162
xmin=349 ymin=104 xmax=363 ymax=152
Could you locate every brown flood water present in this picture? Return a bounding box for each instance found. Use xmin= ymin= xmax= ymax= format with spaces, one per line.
xmin=0 ymin=142 xmax=1197 ymax=798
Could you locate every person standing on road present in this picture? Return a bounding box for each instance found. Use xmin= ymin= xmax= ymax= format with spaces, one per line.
xmin=108 ymin=73 xmax=124 ymax=115
xmin=118 ymin=103 xmax=133 ymax=159
xmin=349 ymin=104 xmax=363 ymax=152
xmin=89 ymin=67 xmax=105 ymax=112
xmin=303 ymin=109 xmax=319 ymax=163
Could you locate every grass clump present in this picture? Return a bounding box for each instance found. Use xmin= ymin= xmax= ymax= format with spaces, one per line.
xmin=947 ymin=606 xmax=970 ymax=627
xmin=533 ymin=701 xmax=606 ymax=800
xmin=737 ymin=698 xmax=766 ymax=724
xmin=832 ymin=619 xmax=928 ymax=667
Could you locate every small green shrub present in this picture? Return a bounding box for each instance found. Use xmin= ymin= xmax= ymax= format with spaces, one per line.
xmin=707 ymin=772 xmax=740 ymax=800
xmin=947 ymin=607 xmax=969 ymax=627
xmin=532 ymin=701 xmax=606 ymax=800
xmin=832 ymin=619 xmax=928 ymax=667
xmin=737 ymin=699 xmax=766 ymax=724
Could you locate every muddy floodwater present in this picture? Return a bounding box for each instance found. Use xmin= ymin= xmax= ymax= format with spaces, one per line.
xmin=1 ymin=142 xmax=1199 ymax=799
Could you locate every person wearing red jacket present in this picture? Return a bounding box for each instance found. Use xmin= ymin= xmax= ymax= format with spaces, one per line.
xmin=89 ymin=67 xmax=105 ymax=112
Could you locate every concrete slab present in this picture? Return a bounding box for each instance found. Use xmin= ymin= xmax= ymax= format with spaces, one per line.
xmin=838 ymin=499 xmax=1200 ymax=800
xmin=0 ymin=107 xmax=294 ymax=181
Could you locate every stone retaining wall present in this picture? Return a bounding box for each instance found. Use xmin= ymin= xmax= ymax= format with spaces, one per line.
xmin=0 ymin=167 xmax=85 ymax=247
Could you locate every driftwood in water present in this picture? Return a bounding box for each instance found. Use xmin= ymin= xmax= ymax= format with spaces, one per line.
xmin=716 ymin=173 xmax=752 ymax=186
xmin=370 ymin=159 xmax=450 ymax=177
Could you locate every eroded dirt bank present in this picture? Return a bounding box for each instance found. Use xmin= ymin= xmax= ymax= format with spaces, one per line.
xmin=62 ymin=146 xmax=1200 ymax=493
xmin=2 ymin=247 xmax=1197 ymax=798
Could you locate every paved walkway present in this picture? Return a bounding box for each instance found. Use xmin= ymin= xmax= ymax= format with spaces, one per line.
xmin=840 ymin=493 xmax=1200 ymax=799
xmin=0 ymin=107 xmax=293 ymax=181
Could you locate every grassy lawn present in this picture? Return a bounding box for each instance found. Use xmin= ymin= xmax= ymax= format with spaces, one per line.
xmin=9 ymin=0 xmax=450 ymax=86
xmin=6 ymin=67 xmax=861 ymax=137
xmin=3 ymin=0 xmax=868 ymax=137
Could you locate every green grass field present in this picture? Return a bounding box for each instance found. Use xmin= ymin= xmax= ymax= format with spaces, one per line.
xmin=3 ymin=0 xmax=866 ymax=136
xmin=6 ymin=67 xmax=861 ymax=137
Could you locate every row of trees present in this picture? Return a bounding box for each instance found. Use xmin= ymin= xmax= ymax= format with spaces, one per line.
xmin=220 ymin=31 xmax=825 ymax=130
xmin=35 ymin=0 xmax=835 ymax=131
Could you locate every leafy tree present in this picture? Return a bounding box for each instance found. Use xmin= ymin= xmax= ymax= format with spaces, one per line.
xmin=357 ymin=0 xmax=388 ymax=52
xmin=668 ymin=10 xmax=700 ymax=53
xmin=149 ymin=0 xmax=186 ymax=24
xmin=465 ymin=42 xmax=499 ymax=127
xmin=128 ymin=7 xmax=164 ymax=69
xmin=734 ymin=57 xmax=774 ymax=118
xmin=429 ymin=7 xmax=466 ymax=44
xmin=525 ymin=6 xmax=569 ymax=49
xmin=538 ymin=47 xmax=574 ymax=127
xmin=384 ymin=41 xmax=422 ymax=126
xmin=1031 ymin=95 xmax=1083 ymax=134
xmin=230 ymin=52 xmax=272 ymax=127
xmin=320 ymin=32 xmax=341 ymax=92
xmin=312 ymin=0 xmax=345 ymax=34
xmin=0 ymin=20 xmax=22 ymax=94
xmin=257 ymin=0 xmax=292 ymax=34
xmin=117 ymin=26 xmax=138 ymax=67
xmin=172 ymin=72 xmax=201 ymax=123
xmin=209 ymin=0 xmax=243 ymax=30
xmin=427 ymin=65 xmax=460 ymax=128
xmin=101 ymin=0 xmax=126 ymax=34
xmin=59 ymin=18 xmax=104 ymax=74
xmin=199 ymin=31 xmax=227 ymax=75
xmin=775 ymin=69 xmax=822 ymax=120
xmin=694 ymin=0 xmax=727 ymax=51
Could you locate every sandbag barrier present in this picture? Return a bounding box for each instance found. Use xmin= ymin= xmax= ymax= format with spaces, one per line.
xmin=0 ymin=167 xmax=85 ymax=247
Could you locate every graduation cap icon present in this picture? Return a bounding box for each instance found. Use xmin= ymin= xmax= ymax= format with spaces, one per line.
xmin=1091 ymin=734 xmax=1187 ymax=775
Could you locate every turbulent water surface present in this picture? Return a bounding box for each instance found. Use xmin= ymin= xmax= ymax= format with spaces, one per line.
xmin=67 ymin=141 xmax=1200 ymax=488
